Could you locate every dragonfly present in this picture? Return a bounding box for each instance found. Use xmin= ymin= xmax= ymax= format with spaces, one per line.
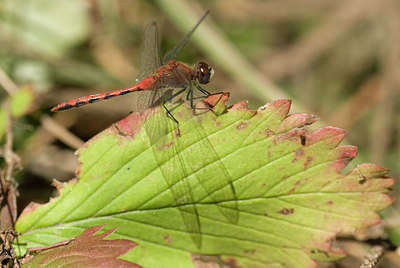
xmin=51 ymin=11 xmax=238 ymax=248
xmin=51 ymin=16 xmax=213 ymax=131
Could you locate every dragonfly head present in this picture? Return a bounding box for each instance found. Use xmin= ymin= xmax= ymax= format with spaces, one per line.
xmin=196 ymin=62 xmax=214 ymax=84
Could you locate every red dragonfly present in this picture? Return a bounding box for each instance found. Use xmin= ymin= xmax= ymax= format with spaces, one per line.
xmin=51 ymin=16 xmax=214 ymax=133
xmin=52 ymin=11 xmax=238 ymax=248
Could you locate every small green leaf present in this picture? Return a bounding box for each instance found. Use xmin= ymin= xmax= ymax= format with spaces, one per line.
xmin=0 ymin=86 xmax=34 ymax=138
xmin=15 ymin=95 xmax=393 ymax=267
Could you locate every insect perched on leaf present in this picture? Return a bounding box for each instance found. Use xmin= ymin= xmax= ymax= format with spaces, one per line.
xmin=52 ymin=11 xmax=238 ymax=248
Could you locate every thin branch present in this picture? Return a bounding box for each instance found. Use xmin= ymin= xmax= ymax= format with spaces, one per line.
xmin=0 ymin=102 xmax=19 ymax=227
xmin=41 ymin=115 xmax=84 ymax=149
xmin=0 ymin=72 xmax=22 ymax=265
xmin=360 ymin=245 xmax=386 ymax=268
xmin=0 ymin=68 xmax=19 ymax=95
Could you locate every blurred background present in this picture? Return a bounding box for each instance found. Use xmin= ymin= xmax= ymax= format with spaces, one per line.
xmin=0 ymin=0 xmax=399 ymax=266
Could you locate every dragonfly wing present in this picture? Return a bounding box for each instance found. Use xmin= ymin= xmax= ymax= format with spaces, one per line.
xmin=137 ymin=22 xmax=202 ymax=246
xmin=142 ymin=101 xmax=202 ymax=248
xmin=137 ymin=22 xmax=162 ymax=81
xmin=182 ymin=92 xmax=238 ymax=224
xmin=137 ymin=21 xmax=168 ymax=138
xmin=162 ymin=11 xmax=209 ymax=64
xmin=138 ymin=89 xmax=171 ymax=141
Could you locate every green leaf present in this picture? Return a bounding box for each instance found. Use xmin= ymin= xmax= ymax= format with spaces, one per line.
xmin=15 ymin=94 xmax=393 ymax=267
xmin=0 ymin=86 xmax=35 ymax=139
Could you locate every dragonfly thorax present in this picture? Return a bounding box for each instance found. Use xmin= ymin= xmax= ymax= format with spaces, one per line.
xmin=196 ymin=62 xmax=214 ymax=84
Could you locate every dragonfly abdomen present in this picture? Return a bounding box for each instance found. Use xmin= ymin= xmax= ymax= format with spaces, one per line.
xmin=51 ymin=76 xmax=156 ymax=111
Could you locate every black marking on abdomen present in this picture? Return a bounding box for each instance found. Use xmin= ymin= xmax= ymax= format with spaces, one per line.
xmin=119 ymin=88 xmax=135 ymax=95
xmin=58 ymin=104 xmax=74 ymax=111
xmin=74 ymin=100 xmax=87 ymax=107
xmin=89 ymin=97 xmax=101 ymax=103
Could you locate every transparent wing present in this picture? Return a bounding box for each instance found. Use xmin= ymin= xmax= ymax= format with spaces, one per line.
xmin=137 ymin=22 xmax=202 ymax=247
xmin=137 ymin=21 xmax=168 ymax=139
xmin=144 ymin=103 xmax=202 ymax=248
xmin=137 ymin=23 xmax=162 ymax=81
xmin=182 ymin=91 xmax=238 ymax=224
xmin=162 ymin=11 xmax=209 ymax=64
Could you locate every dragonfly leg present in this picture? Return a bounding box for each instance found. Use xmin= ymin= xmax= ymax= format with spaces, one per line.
xmin=187 ymin=86 xmax=195 ymax=109
xmin=192 ymin=85 xmax=225 ymax=102
xmin=196 ymin=85 xmax=228 ymax=101
xmin=187 ymin=86 xmax=211 ymax=115
xmin=187 ymin=87 xmax=208 ymax=107
xmin=197 ymin=85 xmax=227 ymax=98
xmin=191 ymin=86 xmax=228 ymax=115
xmin=187 ymin=85 xmax=211 ymax=104
xmin=195 ymin=85 xmax=211 ymax=96
xmin=190 ymin=85 xmax=214 ymax=114
xmin=163 ymin=87 xmax=187 ymax=135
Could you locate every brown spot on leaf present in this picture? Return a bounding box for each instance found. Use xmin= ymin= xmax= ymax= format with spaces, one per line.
xmin=304 ymin=156 xmax=313 ymax=169
xmin=243 ymin=249 xmax=256 ymax=255
xmin=264 ymin=213 xmax=268 ymax=216
xmin=161 ymin=141 xmax=175 ymax=149
xmin=326 ymin=201 xmax=334 ymax=206
xmin=292 ymin=148 xmax=305 ymax=163
xmin=162 ymin=234 xmax=172 ymax=244
xmin=289 ymin=181 xmax=300 ymax=194
xmin=278 ymin=208 xmax=294 ymax=215
xmin=75 ymin=162 xmax=83 ymax=178
xmin=236 ymin=122 xmax=247 ymax=130
xmin=192 ymin=254 xmax=238 ymax=268
xmin=264 ymin=129 xmax=274 ymax=137
xmin=221 ymin=257 xmax=238 ymax=267
xmin=267 ymin=149 xmax=271 ymax=159
xmin=117 ymin=140 xmax=125 ymax=146
xmin=322 ymin=180 xmax=331 ymax=187
xmin=272 ymin=136 xmax=278 ymax=146
xmin=191 ymin=254 xmax=223 ymax=267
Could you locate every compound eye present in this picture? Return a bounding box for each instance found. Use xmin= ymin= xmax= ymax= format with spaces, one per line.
xmin=197 ymin=62 xmax=214 ymax=84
